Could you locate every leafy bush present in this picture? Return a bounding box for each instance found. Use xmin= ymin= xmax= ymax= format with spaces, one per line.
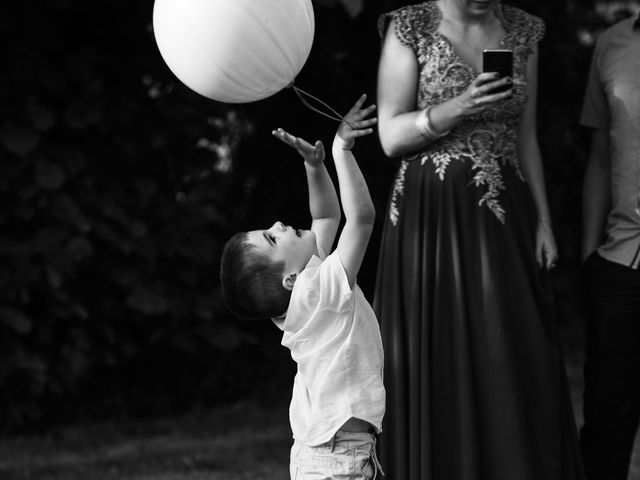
xmin=0 ymin=0 xmax=270 ymax=430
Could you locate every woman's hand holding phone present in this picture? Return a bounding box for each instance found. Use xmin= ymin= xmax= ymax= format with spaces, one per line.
xmin=455 ymin=72 xmax=513 ymax=117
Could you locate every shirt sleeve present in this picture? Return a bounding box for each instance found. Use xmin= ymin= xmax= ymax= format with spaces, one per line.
xmin=580 ymin=37 xmax=609 ymax=129
xmin=281 ymin=252 xmax=353 ymax=345
xmin=316 ymin=252 xmax=353 ymax=309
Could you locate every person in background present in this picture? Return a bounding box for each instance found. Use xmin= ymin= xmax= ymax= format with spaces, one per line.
xmin=220 ymin=95 xmax=385 ymax=480
xmin=373 ymin=0 xmax=584 ymax=478
xmin=580 ymin=10 xmax=640 ymax=480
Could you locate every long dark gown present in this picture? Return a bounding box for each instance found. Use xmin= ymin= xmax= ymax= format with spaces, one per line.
xmin=374 ymin=3 xmax=584 ymax=479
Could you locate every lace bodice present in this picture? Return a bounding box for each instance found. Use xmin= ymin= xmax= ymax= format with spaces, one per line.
xmin=380 ymin=2 xmax=545 ymax=223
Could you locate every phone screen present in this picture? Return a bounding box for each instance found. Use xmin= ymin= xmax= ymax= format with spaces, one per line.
xmin=482 ymin=49 xmax=513 ymax=94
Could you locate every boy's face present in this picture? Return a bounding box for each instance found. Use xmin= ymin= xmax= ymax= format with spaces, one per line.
xmin=247 ymin=221 xmax=317 ymax=286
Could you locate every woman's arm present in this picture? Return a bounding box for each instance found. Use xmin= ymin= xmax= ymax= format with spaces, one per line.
xmin=517 ymin=44 xmax=551 ymax=222
xmin=516 ymin=43 xmax=558 ymax=269
xmin=376 ymin=19 xmax=423 ymax=158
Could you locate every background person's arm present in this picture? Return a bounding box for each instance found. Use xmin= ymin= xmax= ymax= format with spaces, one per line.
xmin=581 ymin=127 xmax=610 ymax=262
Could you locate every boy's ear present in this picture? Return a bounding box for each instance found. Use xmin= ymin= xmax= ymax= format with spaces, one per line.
xmin=282 ymin=272 xmax=297 ymax=291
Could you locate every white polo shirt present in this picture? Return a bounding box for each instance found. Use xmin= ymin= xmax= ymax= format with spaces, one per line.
xmin=273 ymin=251 xmax=385 ymax=446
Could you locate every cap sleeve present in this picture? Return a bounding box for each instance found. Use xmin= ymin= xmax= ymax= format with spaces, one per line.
xmin=579 ymin=35 xmax=609 ymax=129
xmin=526 ymin=13 xmax=546 ymax=46
xmin=502 ymin=6 xmax=545 ymax=55
xmin=378 ymin=6 xmax=416 ymax=47
xmin=378 ymin=3 xmax=438 ymax=49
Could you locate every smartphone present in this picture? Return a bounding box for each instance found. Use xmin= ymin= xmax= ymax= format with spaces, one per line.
xmin=482 ymin=49 xmax=513 ymax=94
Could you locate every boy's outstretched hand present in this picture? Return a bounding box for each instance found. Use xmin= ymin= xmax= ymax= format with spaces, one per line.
xmin=272 ymin=128 xmax=325 ymax=167
xmin=336 ymin=94 xmax=377 ymax=150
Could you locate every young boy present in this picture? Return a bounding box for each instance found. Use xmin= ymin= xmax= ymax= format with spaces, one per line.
xmin=220 ymin=95 xmax=385 ymax=479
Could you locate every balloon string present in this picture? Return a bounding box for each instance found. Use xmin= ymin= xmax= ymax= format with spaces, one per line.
xmin=289 ymin=84 xmax=356 ymax=129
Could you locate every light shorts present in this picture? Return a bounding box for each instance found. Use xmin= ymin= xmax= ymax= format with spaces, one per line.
xmin=289 ymin=431 xmax=384 ymax=480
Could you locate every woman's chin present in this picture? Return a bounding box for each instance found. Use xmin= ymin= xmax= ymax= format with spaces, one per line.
xmin=468 ymin=0 xmax=498 ymax=14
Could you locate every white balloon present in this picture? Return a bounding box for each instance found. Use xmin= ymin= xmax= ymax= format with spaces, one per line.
xmin=153 ymin=0 xmax=315 ymax=103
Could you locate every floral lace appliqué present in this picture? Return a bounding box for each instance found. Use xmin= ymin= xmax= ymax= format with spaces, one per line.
xmin=423 ymin=151 xmax=451 ymax=181
xmin=383 ymin=2 xmax=543 ymax=226
xmin=389 ymin=161 xmax=409 ymax=226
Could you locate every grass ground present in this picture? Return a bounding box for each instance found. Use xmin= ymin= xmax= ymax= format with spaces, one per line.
xmin=2 ymin=327 xmax=639 ymax=480
xmin=0 ymin=400 xmax=292 ymax=480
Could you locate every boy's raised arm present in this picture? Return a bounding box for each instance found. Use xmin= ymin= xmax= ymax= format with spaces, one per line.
xmin=272 ymin=129 xmax=340 ymax=256
xmin=333 ymin=95 xmax=377 ymax=287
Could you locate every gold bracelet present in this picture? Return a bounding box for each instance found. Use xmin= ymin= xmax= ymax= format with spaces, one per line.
xmin=415 ymin=106 xmax=450 ymax=140
xmin=415 ymin=108 xmax=434 ymax=139
xmin=424 ymin=105 xmax=450 ymax=138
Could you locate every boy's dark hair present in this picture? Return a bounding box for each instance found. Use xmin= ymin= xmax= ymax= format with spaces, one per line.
xmin=220 ymin=232 xmax=291 ymax=320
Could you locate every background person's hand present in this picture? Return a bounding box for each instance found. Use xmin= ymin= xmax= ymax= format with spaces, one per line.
xmin=457 ymin=72 xmax=513 ymax=117
xmin=536 ymin=220 xmax=559 ymax=270
xmin=335 ymin=93 xmax=377 ymax=149
xmin=272 ymin=128 xmax=325 ymax=167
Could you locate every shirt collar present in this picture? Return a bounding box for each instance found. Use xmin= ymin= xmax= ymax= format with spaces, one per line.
xmin=271 ymin=315 xmax=286 ymax=330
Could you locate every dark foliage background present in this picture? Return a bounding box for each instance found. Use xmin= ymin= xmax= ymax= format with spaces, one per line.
xmin=0 ymin=0 xmax=637 ymax=432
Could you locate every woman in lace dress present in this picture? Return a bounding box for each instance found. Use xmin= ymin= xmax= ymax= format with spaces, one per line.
xmin=374 ymin=1 xmax=583 ymax=479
